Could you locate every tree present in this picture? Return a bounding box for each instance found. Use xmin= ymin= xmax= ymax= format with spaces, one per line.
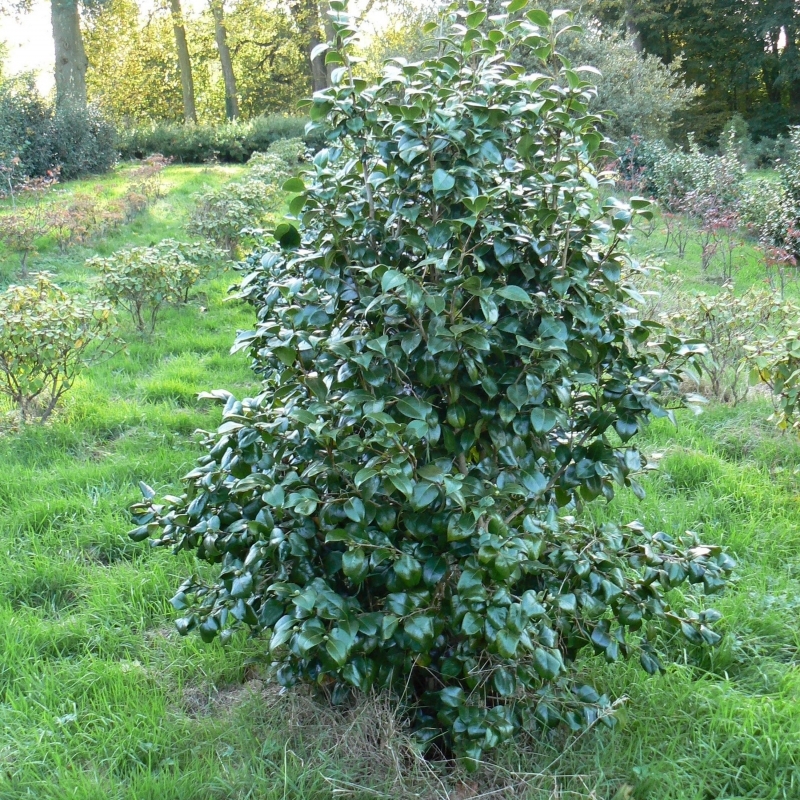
xmin=132 ymin=0 xmax=732 ymax=767
xmin=84 ymin=0 xmax=308 ymax=123
xmin=289 ymin=0 xmax=329 ymax=92
xmin=586 ymin=0 xmax=800 ymax=142
xmin=169 ymin=0 xmax=198 ymax=123
xmin=558 ymin=23 xmax=702 ymax=141
xmin=210 ymin=0 xmax=239 ymax=120
xmin=1 ymin=0 xmax=94 ymax=112
xmin=84 ymin=0 xmax=186 ymax=123
xmin=221 ymin=0 xmax=308 ymax=118
xmin=51 ymin=0 xmax=89 ymax=110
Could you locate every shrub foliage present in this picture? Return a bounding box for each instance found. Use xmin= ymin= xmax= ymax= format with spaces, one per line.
xmin=0 ymin=74 xmax=116 ymax=183
xmin=0 ymin=274 xmax=114 ymax=422
xmin=133 ymin=0 xmax=732 ymax=766
xmin=187 ymin=139 xmax=304 ymax=256
xmin=90 ymin=239 xmax=226 ymax=333
xmin=118 ymin=115 xmax=321 ymax=163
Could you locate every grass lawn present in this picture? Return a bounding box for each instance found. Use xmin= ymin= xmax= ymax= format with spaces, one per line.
xmin=0 ymin=164 xmax=798 ymax=799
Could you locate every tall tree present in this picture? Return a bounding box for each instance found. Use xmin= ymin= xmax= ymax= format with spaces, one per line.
xmin=85 ymin=0 xmax=185 ymax=123
xmin=169 ymin=0 xmax=197 ymax=123
xmin=210 ymin=0 xmax=239 ymax=120
xmin=1 ymin=0 xmax=93 ymax=112
xmin=51 ymin=0 xmax=89 ymax=110
xmin=289 ymin=0 xmax=329 ymax=92
xmin=586 ymin=0 xmax=800 ymax=141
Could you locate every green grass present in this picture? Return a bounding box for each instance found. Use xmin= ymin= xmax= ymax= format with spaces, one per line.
xmin=0 ymin=162 xmax=246 ymax=288
xmin=1 ymin=165 xmax=800 ymax=798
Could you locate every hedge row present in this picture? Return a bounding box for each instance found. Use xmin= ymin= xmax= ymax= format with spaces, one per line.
xmin=118 ymin=115 xmax=323 ymax=163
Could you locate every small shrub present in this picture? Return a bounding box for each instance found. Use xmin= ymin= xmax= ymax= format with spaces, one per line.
xmin=128 ymin=154 xmax=171 ymax=204
xmin=132 ymin=2 xmax=732 ymax=768
xmin=0 ymin=75 xmax=54 ymax=180
xmin=0 ymin=175 xmax=56 ymax=276
xmin=90 ymin=239 xmax=225 ymax=332
xmin=187 ymin=139 xmax=301 ymax=255
xmin=719 ymin=113 xmax=753 ymax=166
xmin=751 ymin=135 xmax=790 ymax=169
xmin=45 ymin=194 xmax=99 ymax=252
xmin=762 ymin=244 xmax=799 ymax=297
xmin=739 ymin=177 xmax=790 ymax=247
xmin=778 ymin=127 xmax=800 ymax=208
xmin=661 ymin=209 xmax=691 ymax=258
xmin=187 ymin=189 xmax=258 ymax=257
xmin=0 ymin=274 xmax=115 ymax=422
xmin=664 ymin=288 xmax=797 ymax=405
xmin=247 ymin=137 xmax=305 ymax=185
xmin=641 ymin=135 xmax=745 ymax=215
xmin=748 ymin=328 xmax=800 ymax=432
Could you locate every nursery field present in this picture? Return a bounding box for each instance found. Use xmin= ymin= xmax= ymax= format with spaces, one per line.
xmin=1 ymin=164 xmax=799 ymax=800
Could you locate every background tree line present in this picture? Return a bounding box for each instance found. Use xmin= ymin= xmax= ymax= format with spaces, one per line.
xmin=2 ymin=0 xmax=798 ymax=150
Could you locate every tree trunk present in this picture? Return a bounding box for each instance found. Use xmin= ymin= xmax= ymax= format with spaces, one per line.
xmin=169 ymin=0 xmax=197 ymax=123
xmin=50 ymin=0 xmax=88 ymax=112
xmin=290 ymin=0 xmax=328 ymax=93
xmin=323 ymin=13 xmax=336 ymax=85
xmin=210 ymin=0 xmax=239 ymax=121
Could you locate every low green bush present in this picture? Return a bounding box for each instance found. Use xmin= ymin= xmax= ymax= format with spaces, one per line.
xmin=751 ymin=134 xmax=790 ymax=169
xmin=118 ymin=116 xmax=322 ymax=163
xmin=0 ymin=274 xmax=115 ymax=422
xmin=247 ymin=138 xmax=305 ymax=185
xmin=187 ymin=138 xmax=304 ymax=255
xmin=89 ymin=239 xmax=226 ymax=332
xmin=664 ymin=288 xmax=798 ymax=405
xmin=132 ymin=1 xmax=732 ymax=769
xmin=0 ymin=75 xmax=54 ymax=181
xmin=49 ymin=105 xmax=118 ymax=181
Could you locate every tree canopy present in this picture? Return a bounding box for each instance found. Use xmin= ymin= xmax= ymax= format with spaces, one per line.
xmin=588 ymin=0 xmax=800 ymax=142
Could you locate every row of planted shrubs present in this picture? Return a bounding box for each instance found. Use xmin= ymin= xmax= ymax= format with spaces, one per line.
xmin=0 ymin=137 xmax=301 ymax=423
xmin=620 ymin=128 xmax=800 ymax=281
xmin=0 ymin=156 xmax=170 ymax=278
xmin=606 ymin=127 xmax=800 ymax=421
xmin=118 ymin=115 xmax=324 ymax=164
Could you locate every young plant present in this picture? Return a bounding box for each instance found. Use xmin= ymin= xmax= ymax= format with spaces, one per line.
xmin=132 ymin=1 xmax=732 ymax=767
xmin=90 ymin=239 xmax=224 ymax=333
xmin=664 ymin=288 xmax=797 ymax=405
xmin=186 ymin=188 xmax=259 ymax=257
xmin=0 ymin=174 xmax=56 ymax=276
xmin=129 ymin=153 xmax=171 ymax=204
xmin=0 ymin=274 xmax=115 ymax=422
xmin=748 ymin=327 xmax=800 ymax=432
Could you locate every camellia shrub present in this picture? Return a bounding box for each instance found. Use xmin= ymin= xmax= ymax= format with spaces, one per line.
xmin=132 ymin=0 xmax=733 ymax=767
xmin=662 ymin=288 xmax=798 ymax=405
xmin=0 ymin=274 xmax=114 ymax=422
xmin=90 ymin=239 xmax=226 ymax=333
